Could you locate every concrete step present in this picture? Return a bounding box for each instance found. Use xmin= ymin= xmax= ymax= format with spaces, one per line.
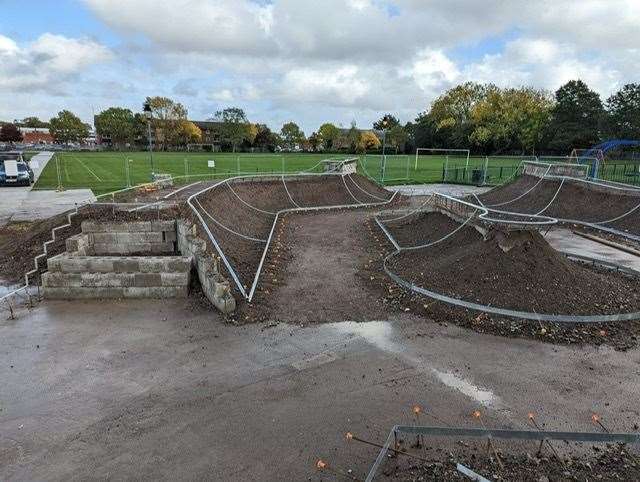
xmin=47 ymin=254 xmax=191 ymax=274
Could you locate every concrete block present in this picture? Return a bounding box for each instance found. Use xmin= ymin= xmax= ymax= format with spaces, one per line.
xmin=134 ymin=273 xmax=162 ymax=287
xmin=167 ymin=258 xmax=191 ymax=273
xmin=160 ymin=272 xmax=190 ymax=287
xmin=123 ymin=286 xmax=188 ymax=298
xmin=60 ymin=257 xmax=92 ymax=273
xmin=85 ymin=257 xmax=115 ymax=272
xmin=163 ymin=230 xmax=177 ymax=243
xmin=117 ymin=232 xmax=163 ymax=244
xmin=92 ymin=232 xmax=119 ymax=244
xmin=47 ymin=254 xmax=64 ymax=272
xmin=42 ymin=272 xmax=83 ymax=287
xmin=112 ymin=259 xmax=141 ymax=273
xmin=80 ymin=272 xmax=134 ymax=288
xmin=151 ymin=220 xmax=175 ymax=232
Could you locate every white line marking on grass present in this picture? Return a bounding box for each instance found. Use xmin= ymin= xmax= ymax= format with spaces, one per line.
xmin=72 ymin=155 xmax=103 ymax=182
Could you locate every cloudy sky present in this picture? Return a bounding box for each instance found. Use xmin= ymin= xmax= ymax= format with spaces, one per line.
xmin=0 ymin=0 xmax=638 ymax=133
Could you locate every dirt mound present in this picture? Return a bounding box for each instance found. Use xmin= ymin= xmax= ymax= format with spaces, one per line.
xmin=475 ymin=175 xmax=640 ymax=235
xmin=362 ymin=214 xmax=640 ymax=349
xmin=387 ymin=216 xmax=640 ymax=317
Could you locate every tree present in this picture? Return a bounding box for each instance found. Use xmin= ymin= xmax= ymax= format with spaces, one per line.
xmin=145 ymin=96 xmax=188 ymax=150
xmin=49 ymin=110 xmax=88 ymax=145
xmin=469 ymin=86 xmax=552 ymax=153
xmin=177 ymin=121 xmax=202 ymax=145
xmin=213 ymin=107 xmax=250 ymax=152
xmin=94 ymin=107 xmax=136 ymax=148
xmin=308 ymin=132 xmax=321 ymax=151
xmin=253 ymin=124 xmax=278 ymax=152
xmin=0 ymin=123 xmax=23 ymax=143
xmin=346 ymin=121 xmax=360 ymax=152
xmin=357 ymin=131 xmax=381 ymax=153
xmin=373 ymin=114 xmax=400 ymax=131
xmin=21 ymin=117 xmax=49 ymax=128
xmin=387 ymin=125 xmax=408 ymax=152
xmin=427 ymin=82 xmax=489 ymax=149
xmin=280 ymin=122 xmax=305 ymax=151
xmin=318 ymin=123 xmax=340 ymax=150
xmin=605 ymin=83 xmax=640 ymax=139
xmin=547 ymin=80 xmax=604 ymax=153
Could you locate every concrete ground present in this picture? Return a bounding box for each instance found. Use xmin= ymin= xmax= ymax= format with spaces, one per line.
xmin=0 ymin=152 xmax=95 ymax=225
xmin=546 ymin=228 xmax=640 ymax=272
xmin=1 ymin=300 xmax=639 ymax=481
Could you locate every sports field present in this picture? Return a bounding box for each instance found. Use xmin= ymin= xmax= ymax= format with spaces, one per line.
xmin=32 ymin=150 xmax=639 ymax=195
xmin=33 ymin=151 xmax=527 ymax=194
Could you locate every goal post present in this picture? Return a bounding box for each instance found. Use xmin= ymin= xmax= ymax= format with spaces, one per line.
xmin=415 ymin=148 xmax=471 ymax=177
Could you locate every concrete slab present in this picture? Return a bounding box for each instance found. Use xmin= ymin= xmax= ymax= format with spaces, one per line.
xmin=545 ymin=228 xmax=640 ymax=272
xmin=0 ymin=188 xmax=95 ymax=225
xmin=389 ymin=183 xmax=492 ymax=198
xmin=0 ymin=300 xmax=638 ymax=480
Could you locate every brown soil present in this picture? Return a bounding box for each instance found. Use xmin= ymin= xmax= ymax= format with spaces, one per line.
xmin=358 ymin=215 xmax=640 ymax=350
xmin=476 ymin=175 xmax=640 ymax=235
xmin=248 ymin=209 xmax=394 ymax=323
xmin=191 ymin=174 xmax=395 ymax=296
xmin=388 ymin=443 xmax=640 ymax=481
xmin=386 ymin=213 xmax=640 ymax=316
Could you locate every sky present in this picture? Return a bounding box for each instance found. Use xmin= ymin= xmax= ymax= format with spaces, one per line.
xmin=0 ymin=0 xmax=638 ymax=133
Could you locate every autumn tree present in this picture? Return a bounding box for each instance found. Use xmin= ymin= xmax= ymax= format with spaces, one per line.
xmin=145 ymin=96 xmax=188 ymax=150
xmin=49 ymin=110 xmax=88 ymax=145
xmin=357 ymin=131 xmax=381 ymax=153
xmin=177 ymin=121 xmax=202 ymax=145
xmin=427 ymin=82 xmax=489 ymax=149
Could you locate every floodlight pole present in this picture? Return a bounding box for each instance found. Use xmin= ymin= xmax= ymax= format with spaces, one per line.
xmin=144 ymin=102 xmax=155 ymax=178
xmin=380 ymin=120 xmax=388 ymax=183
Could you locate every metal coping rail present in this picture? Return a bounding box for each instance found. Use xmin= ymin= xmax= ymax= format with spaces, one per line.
xmin=366 ymin=424 xmax=640 ymax=482
xmin=187 ymin=173 xmax=397 ymax=302
xmin=375 ymin=208 xmax=640 ymax=323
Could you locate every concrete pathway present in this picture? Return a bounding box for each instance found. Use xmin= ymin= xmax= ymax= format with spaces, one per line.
xmin=0 ymin=152 xmax=95 ymax=224
xmin=545 ymin=228 xmax=640 ymax=272
xmin=27 ymin=151 xmax=54 ymax=182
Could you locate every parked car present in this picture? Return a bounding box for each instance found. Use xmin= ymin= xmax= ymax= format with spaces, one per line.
xmin=0 ymin=151 xmax=34 ymax=186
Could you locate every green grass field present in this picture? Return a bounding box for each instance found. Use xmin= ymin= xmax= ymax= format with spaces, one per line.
xmin=35 ymin=151 xmax=639 ymax=195
xmin=33 ymin=151 xmax=532 ymax=195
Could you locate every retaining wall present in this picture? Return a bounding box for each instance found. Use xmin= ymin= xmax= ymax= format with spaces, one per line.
xmin=177 ymin=220 xmax=236 ymax=314
xmin=523 ymin=162 xmax=588 ymax=179
xmin=79 ymin=220 xmax=176 ymax=255
xmin=43 ymin=254 xmax=190 ymax=299
xmin=42 ymin=220 xmax=190 ymax=300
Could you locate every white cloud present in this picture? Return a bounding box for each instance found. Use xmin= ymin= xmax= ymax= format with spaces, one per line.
xmin=0 ymin=33 xmax=112 ymax=94
xmin=4 ymin=1 xmax=640 ymax=131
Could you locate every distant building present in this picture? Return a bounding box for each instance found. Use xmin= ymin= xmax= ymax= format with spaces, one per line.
xmin=19 ymin=127 xmax=54 ymax=144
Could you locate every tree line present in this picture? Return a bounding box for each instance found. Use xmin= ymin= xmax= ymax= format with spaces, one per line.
xmin=2 ymin=80 xmax=638 ymax=154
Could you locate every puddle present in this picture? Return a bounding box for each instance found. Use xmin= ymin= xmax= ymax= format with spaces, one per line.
xmin=431 ymin=369 xmax=498 ymax=408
